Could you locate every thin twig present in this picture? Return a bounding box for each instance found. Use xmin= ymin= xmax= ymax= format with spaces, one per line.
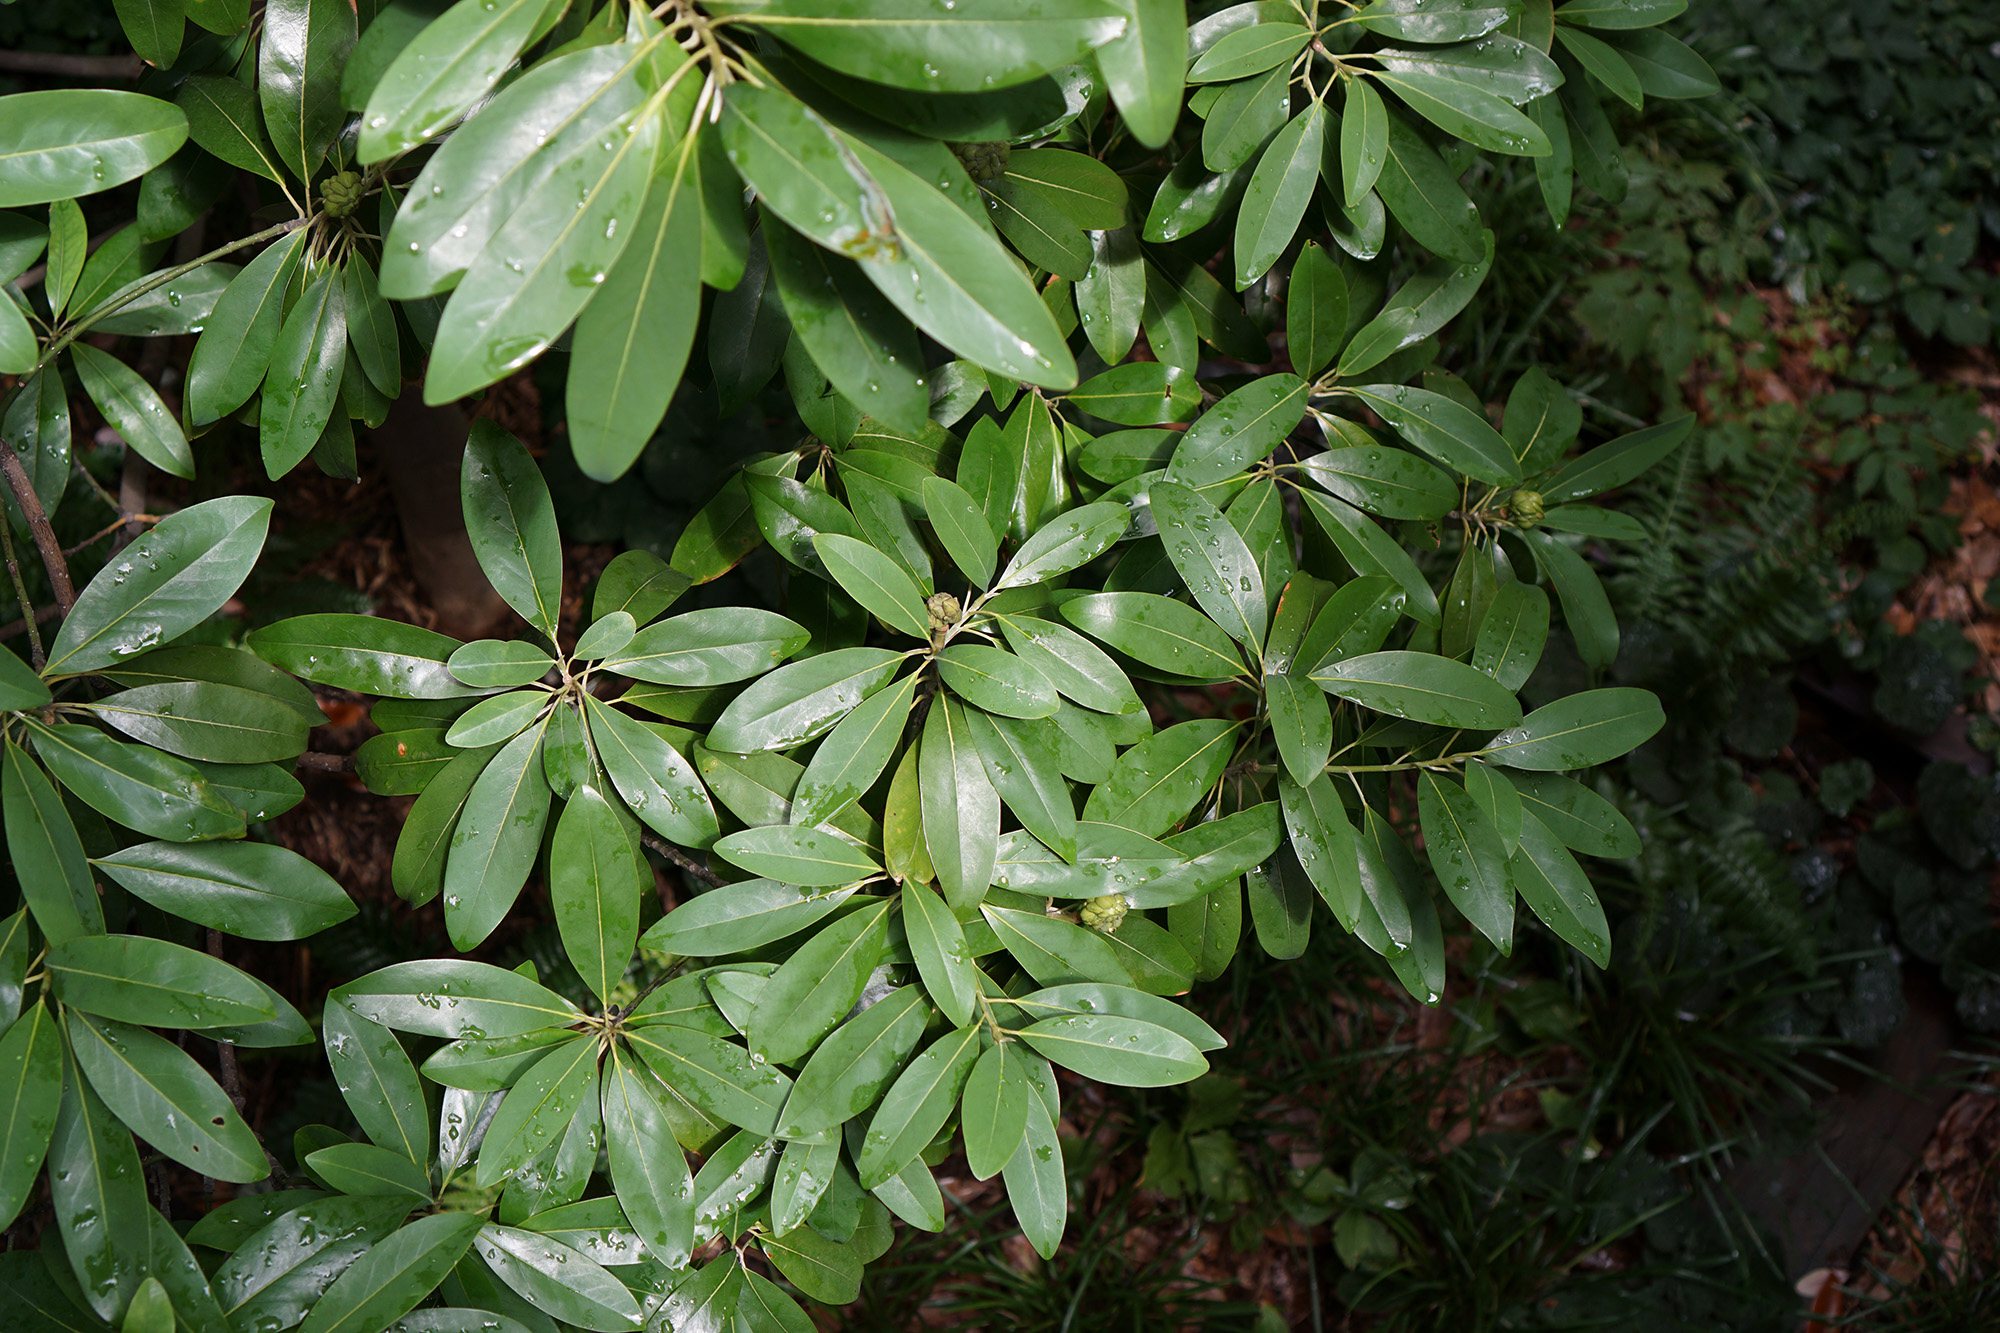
xmin=640 ymin=831 xmax=723 ymax=886
xmin=0 ymin=51 xmax=144 ymax=79
xmin=208 ymin=929 xmax=247 ymax=1112
xmin=296 ymin=752 xmax=355 ymax=773
xmin=0 ymin=447 xmax=74 ymax=616
xmin=64 ymin=513 xmax=158 ymax=557
xmin=0 ymin=521 xmax=45 ymax=669
xmin=0 ymin=603 xmax=61 ymax=643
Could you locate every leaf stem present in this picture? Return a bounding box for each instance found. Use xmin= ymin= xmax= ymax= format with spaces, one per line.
xmin=0 ymin=519 xmax=43 ymax=670
xmin=0 ymin=445 xmax=74 ymax=619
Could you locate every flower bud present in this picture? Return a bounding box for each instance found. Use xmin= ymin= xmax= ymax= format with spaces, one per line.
xmin=926 ymin=592 xmax=961 ymax=629
xmin=1507 ymin=490 xmax=1544 ymax=526
xmin=320 ymin=170 xmax=365 ymax=219
xmin=1079 ymin=894 xmax=1128 ymax=933
xmin=950 ymin=141 xmax=1010 ymax=183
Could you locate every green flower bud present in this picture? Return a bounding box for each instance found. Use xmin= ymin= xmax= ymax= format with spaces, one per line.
xmin=950 ymin=141 xmax=1010 ymax=183
xmin=1508 ymin=490 xmax=1544 ymax=526
xmin=320 ymin=170 xmax=365 ymax=219
xmin=1078 ymin=894 xmax=1128 ymax=933
xmin=926 ymin=592 xmax=961 ymax=630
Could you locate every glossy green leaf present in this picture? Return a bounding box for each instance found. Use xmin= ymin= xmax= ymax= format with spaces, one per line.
xmin=715 ymin=821 xmax=882 ymax=888
xmin=959 ymin=1044 xmax=1028 ymax=1180
xmin=1355 ymin=0 xmax=1510 ymax=43
xmin=551 ymin=786 xmax=646 ymax=1005
xmin=623 ymin=1024 xmax=792 ymax=1137
xmin=475 ymin=1036 xmax=598 ymax=1187
xmin=592 ymin=551 xmax=690 ymax=628
xmin=94 ymin=840 xmax=354 ymax=940
xmin=66 ymin=345 xmax=188 ymax=481
xmin=86 ymin=680 xmax=310 ymax=764
xmin=1020 ymin=1012 xmax=1205 ymax=1086
xmin=707 ymin=646 xmax=904 ymax=753
xmin=1286 ymin=242 xmax=1348 ymax=378
xmin=48 ymin=1063 xmax=148 ymax=1321
xmin=1506 ymin=771 xmax=1639 ymax=857
xmin=299 ymin=1213 xmax=485 ymax=1333
xmin=1371 ymin=69 xmax=1550 ymax=156
xmin=1345 ymin=384 xmax=1518 ymax=485
xmin=900 ymin=883 xmax=974 ymax=1025
xmin=1337 ymin=233 xmax=1494 ymax=377
xmin=184 ymin=228 xmax=305 ymax=425
xmin=814 ymin=534 xmax=931 ymax=639
xmin=259 ymin=0 xmax=356 ymax=182
xmin=1082 ymin=718 xmax=1238 ymax=838
xmin=1600 ymin=28 xmax=1718 ymax=99
xmin=443 ymin=722 xmax=551 ymax=951
xmin=923 ymin=476 xmax=999 ymax=588
xmin=749 ymin=899 xmax=891 ymax=1065
xmin=304 ymin=1143 xmax=432 ymax=1199
xmin=26 ymin=720 xmax=243 ymax=841
xmin=778 ymin=982 xmax=929 ymax=1138
xmin=1509 ymin=811 xmax=1611 ymax=965
xmin=359 ymin=0 xmax=562 ymax=160
xmin=581 ymin=695 xmax=718 ymax=848
xmin=995 ymin=500 xmax=1130 ymax=591
xmin=767 ymin=220 xmax=928 ymax=434
xmin=1373 ymin=109 xmax=1485 ymax=262
xmin=1470 ymin=579 xmax=1549 ymax=691
xmin=1519 ymin=529 xmax=1618 ymax=667
xmin=1312 ymin=650 xmax=1522 ymax=728
xmin=1555 ymin=0 xmax=1685 ymax=27
xmin=48 ymin=934 xmax=270 ymax=1030
xmin=602 ymin=1049 xmax=695 ymax=1268
xmin=259 ymin=269 xmax=346 ymax=478
xmin=1234 ymin=101 xmax=1325 ymax=289
xmin=462 ymin=422 xmax=565 ymax=636
xmin=1540 ymin=413 xmax=1693 ymax=504
xmin=985 ymin=177 xmax=1091 ymax=280
xmin=251 ymin=614 xmax=481 ymax=699
xmin=937 ymin=644 xmax=1058 ymax=719
xmin=1294 ymin=445 xmax=1459 ymax=520
xmin=1165 ymin=373 xmax=1306 ymax=487
xmin=45 ymin=494 xmax=271 ymax=678
xmin=1060 ymin=592 xmax=1245 ymax=680
xmin=1149 ymin=481 xmax=1267 ymax=650
xmin=2 ymin=746 xmax=102 ymax=945
xmin=67 ymin=1010 xmax=266 ymax=1181
xmin=0 ymin=90 xmax=188 ymax=207
xmin=794 ymin=673 xmax=917 ymax=828
xmin=996 ymin=615 xmax=1142 ymax=716
xmin=338 ymin=959 xmax=577 ymax=1039
xmin=1066 ymin=362 xmax=1198 ymax=427
xmin=1416 ymin=771 xmax=1513 ymax=951
xmin=0 ymin=1002 xmax=61 ymax=1230
xmin=447 ymin=640 xmax=554 ymax=690
xmin=603 ymin=607 xmax=812 ymax=689
xmin=855 ymin=1023 xmax=980 ymax=1187
xmin=1096 ymin=0 xmax=1187 ymax=147
xmin=1266 ymin=671 xmax=1334 ymax=787
xmin=920 ymin=696 xmax=1001 ymax=912
xmin=1200 ymin=62 xmax=1291 ymax=171
xmin=1483 ymin=687 xmax=1663 ymax=770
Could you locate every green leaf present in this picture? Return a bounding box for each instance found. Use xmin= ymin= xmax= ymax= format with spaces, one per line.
xmin=93 ymin=840 xmax=354 ymax=940
xmin=25 ymin=720 xmax=243 ymax=841
xmin=298 ymin=1214 xmax=485 ymax=1333
xmin=994 ymin=501 xmax=1131 ymax=591
xmin=304 ymin=1142 xmax=432 ymax=1199
xmin=422 ymin=104 xmax=658 ymax=404
xmin=749 ymin=899 xmax=892 ymax=1065
xmin=1021 ymin=1012 xmax=1205 ymax=1087
xmin=462 ymin=422 xmax=565 ymax=636
xmin=1277 ymin=774 xmax=1364 ymax=928
xmin=1059 ymin=592 xmax=1245 ymax=681
xmin=1144 ymin=149 xmax=1252 ymax=243
xmin=1082 ymin=718 xmax=1238 ymax=838
xmin=1371 ymin=33 xmax=1563 ymax=103
xmin=723 ymin=84 xmax=895 ymax=263
xmin=1005 ymin=149 xmax=1128 ymax=231
xmin=212 ymin=1196 xmax=410 ymax=1332
xmin=623 ymin=1024 xmax=792 ymax=1137
xmin=45 ymin=495 xmax=271 ymax=678
xmin=184 ymin=228 xmax=305 ymax=426
xmin=1266 ymin=671 xmax=1333 ymax=787
xmin=706 ymin=647 xmax=904 ymax=754
xmin=960 ymin=1044 xmax=1029 ymax=1180
xmin=1416 ymin=771 xmax=1513 ymax=951
xmin=341 ymin=259 xmax=401 ymax=398
xmin=475 ymin=1036 xmax=598 ymax=1187
xmin=1285 ymin=242 xmax=1348 ymax=378
xmin=1555 ymin=0 xmax=1685 ymax=27
xmin=48 ymin=1063 xmax=148 ymax=1322
xmin=581 ymin=695 xmax=718 ymax=848
xmin=1355 ymin=0 xmax=1511 ymax=43
xmin=1471 ymin=579 xmax=1549 ymax=691
xmin=259 ymin=0 xmax=357 ymax=183
xmin=1518 ymin=529 xmax=1618 ymax=667
xmin=1165 ymin=373 xmax=1307 ymax=487
xmin=899 ymin=884 xmax=974 ymax=1025
xmin=1464 ymin=757 xmax=1524 ymax=852
xmin=737 ymin=1270 xmax=818 ymax=1333
xmin=382 ymin=45 xmax=655 ymax=298
xmin=3 ymin=746 xmax=102 ymax=945
xmin=0 ymin=1002 xmax=62 ymax=1231
xmin=1483 ymin=687 xmax=1663 ymax=770
xmin=1599 ymin=28 xmax=1717 ymax=99
xmin=641 ymin=882 xmax=853 ymax=958
xmin=1002 ymin=1092 xmax=1065 ymax=1258
xmin=1506 ymin=771 xmax=1638 ymax=857
xmin=1235 ymin=101 xmax=1325 ymax=289
xmin=1096 ymin=0 xmax=1186 ymax=147
xmin=1337 ymin=234 xmax=1494 ymax=377
xmin=794 ymin=674 xmax=917 ymax=828
xmin=985 ymin=178 xmax=1091 ymax=281
xmin=260 ymin=269 xmax=346 ymax=478
xmin=937 ymin=645 xmax=1058 ymax=719
xmin=177 ymin=75 xmax=282 ymax=184
xmin=1312 ymin=650 xmax=1522 ymax=728
xmin=844 ymin=135 xmax=1076 ymax=389
xmin=966 ymin=708 xmax=1076 ymax=862
xmin=48 ymin=934 xmax=271 ymax=1029
xmin=1190 ymin=23 xmax=1310 ymax=82
xmin=1373 ymin=109 xmax=1485 ymax=262
xmin=759 ymin=1223 xmax=862 ymax=1306
xmin=2 ymin=368 xmax=69 ymax=521
xmin=1344 ymin=384 xmax=1518 ymax=485
xmin=813 ymin=534 xmax=930 ymax=639
xmin=724 ymin=0 xmax=1123 ymax=94
xmin=1148 ymin=481 xmax=1267 ymax=650
xmin=1294 ymin=444 xmax=1459 ymax=520
xmin=67 ymin=1010 xmax=266 ymax=1181
xmin=0 ymin=91 xmax=188 ymax=207
xmin=337 ymin=959 xmax=579 ymax=1039
xmin=358 ymin=0 xmax=561 ymax=160
xmin=855 ymin=1023 xmax=980 ymax=1187
xmin=1370 ymin=69 xmax=1550 ymax=156
xmin=778 ymin=982 xmax=930 ymax=1138
xmin=251 ymin=615 xmax=481 ymax=700
xmin=1552 ymin=25 xmax=1642 ymax=108
xmin=603 ymin=607 xmax=812 ymax=689
xmin=1540 ymin=414 xmax=1693 ymax=503
xmin=85 ymin=680 xmax=309 ymax=764
xmin=551 ymin=786 xmax=646 ymax=1005
xmin=996 ymin=615 xmax=1142 ymax=716
xmin=767 ymin=220 xmax=927 ymax=434
xmin=446 ymin=640 xmax=555 ymax=690
xmin=443 ymin=721 xmax=552 ymax=951
xmin=923 ymin=476 xmax=999 ymax=588
xmin=43 ymin=199 xmax=85 ymax=321
xmin=1509 ymin=811 xmax=1610 ymax=965
xmin=602 ymin=1049 xmax=695 ymax=1267
xmin=1066 ymin=362 xmax=1198 ymax=427
xmin=591 ymin=550 xmax=690 ymax=628
xmin=323 ymin=997 xmax=428 ymax=1165
xmin=447 ymin=694 xmax=545 ymax=751
xmin=920 ymin=697 xmax=1001 ymax=912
